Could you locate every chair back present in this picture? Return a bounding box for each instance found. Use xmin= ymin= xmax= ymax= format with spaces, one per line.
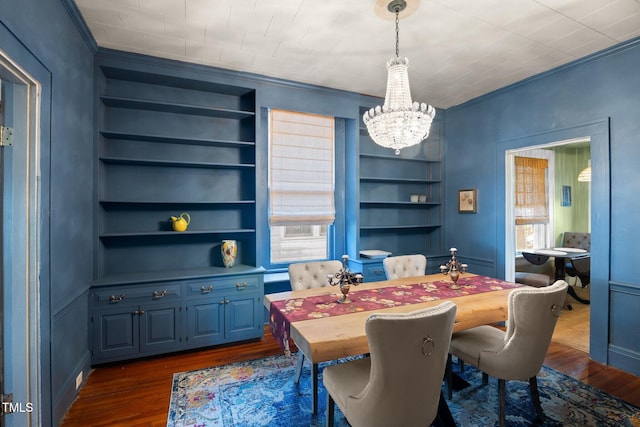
xmin=561 ymin=232 xmax=591 ymax=251
xmin=383 ymin=254 xmax=427 ymax=279
xmin=481 ymin=280 xmax=568 ymax=380
xmin=287 ymin=260 xmax=342 ymax=291
xmin=345 ymin=301 xmax=456 ymax=427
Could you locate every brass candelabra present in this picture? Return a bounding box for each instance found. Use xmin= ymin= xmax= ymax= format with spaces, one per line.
xmin=439 ymin=248 xmax=468 ymax=290
xmin=327 ymin=255 xmax=363 ymax=303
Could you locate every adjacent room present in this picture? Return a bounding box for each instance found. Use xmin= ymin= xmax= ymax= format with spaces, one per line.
xmin=1 ymin=0 xmax=639 ymax=426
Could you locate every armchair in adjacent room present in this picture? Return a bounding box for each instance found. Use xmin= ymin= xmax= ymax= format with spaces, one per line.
xmin=561 ymin=232 xmax=591 ymax=288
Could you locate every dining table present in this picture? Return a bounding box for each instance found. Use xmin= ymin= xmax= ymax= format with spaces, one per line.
xmin=521 ymin=247 xmax=590 ymax=306
xmin=264 ymin=272 xmax=522 ymax=420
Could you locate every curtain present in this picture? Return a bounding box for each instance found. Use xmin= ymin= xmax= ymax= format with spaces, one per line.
xmin=515 ymin=156 xmax=549 ymax=225
xmin=269 ymin=109 xmax=335 ymax=226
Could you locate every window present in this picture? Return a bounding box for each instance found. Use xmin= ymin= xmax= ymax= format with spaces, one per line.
xmin=268 ymin=109 xmax=335 ymax=264
xmin=514 ymin=151 xmax=554 ymax=252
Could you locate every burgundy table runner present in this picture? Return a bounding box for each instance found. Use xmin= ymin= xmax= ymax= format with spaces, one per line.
xmin=269 ymin=275 xmax=519 ymax=356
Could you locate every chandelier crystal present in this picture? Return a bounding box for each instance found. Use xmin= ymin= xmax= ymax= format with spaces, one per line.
xmin=364 ymin=0 xmax=435 ymax=155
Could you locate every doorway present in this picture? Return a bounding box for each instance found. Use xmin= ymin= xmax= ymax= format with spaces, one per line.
xmin=0 ymin=50 xmax=42 ymax=426
xmin=505 ymin=138 xmax=591 ymax=353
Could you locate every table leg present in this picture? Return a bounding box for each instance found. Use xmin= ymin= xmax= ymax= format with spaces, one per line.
xmin=312 ymin=362 xmax=319 ymax=415
xmin=292 ymin=351 xmax=319 ymax=415
xmin=566 ymin=285 xmax=590 ymax=305
xmin=293 ymin=352 xmax=304 ymax=384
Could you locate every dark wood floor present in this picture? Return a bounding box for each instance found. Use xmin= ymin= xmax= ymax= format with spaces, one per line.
xmin=61 ymin=323 xmax=640 ymax=427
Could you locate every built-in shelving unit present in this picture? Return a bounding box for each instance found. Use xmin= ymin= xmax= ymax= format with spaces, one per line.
xmin=95 ymin=65 xmax=258 ymax=281
xmin=347 ymin=106 xmax=444 ymax=278
xmin=90 ymin=58 xmax=264 ymax=364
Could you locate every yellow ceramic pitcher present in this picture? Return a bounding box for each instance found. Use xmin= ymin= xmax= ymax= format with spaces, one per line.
xmin=170 ymin=212 xmax=190 ymax=232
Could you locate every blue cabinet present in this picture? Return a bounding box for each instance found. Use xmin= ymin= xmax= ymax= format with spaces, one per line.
xmin=184 ymin=275 xmax=263 ymax=348
xmin=90 ymin=282 xmax=183 ymax=363
xmin=90 ymin=270 xmax=264 ymax=364
xmin=348 ymin=258 xmax=386 ymax=283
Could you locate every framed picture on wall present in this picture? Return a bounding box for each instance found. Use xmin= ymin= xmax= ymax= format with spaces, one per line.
xmin=458 ymin=189 xmax=477 ymax=213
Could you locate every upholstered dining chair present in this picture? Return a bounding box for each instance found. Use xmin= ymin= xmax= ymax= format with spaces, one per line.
xmin=447 ymin=280 xmax=568 ymax=427
xmin=287 ymin=260 xmax=343 ymax=388
xmin=382 ymin=254 xmax=427 ymax=279
xmin=323 ymin=301 xmax=457 ymax=427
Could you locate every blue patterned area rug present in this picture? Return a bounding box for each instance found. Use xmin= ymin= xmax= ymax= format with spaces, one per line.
xmin=167 ymin=353 xmax=640 ymax=427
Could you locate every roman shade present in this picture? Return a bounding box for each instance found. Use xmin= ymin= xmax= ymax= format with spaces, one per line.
xmin=269 ymin=109 xmax=335 ymax=226
xmin=515 ymin=156 xmax=549 ymax=225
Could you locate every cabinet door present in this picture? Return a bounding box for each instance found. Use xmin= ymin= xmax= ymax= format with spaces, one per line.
xmin=92 ymin=307 xmax=139 ymax=363
xmin=139 ymin=302 xmax=182 ymax=354
xmin=185 ymin=298 xmax=225 ymax=348
xmin=225 ymin=293 xmax=262 ymax=341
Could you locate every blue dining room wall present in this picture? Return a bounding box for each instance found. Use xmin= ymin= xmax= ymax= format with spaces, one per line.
xmin=444 ymin=37 xmax=640 ymax=375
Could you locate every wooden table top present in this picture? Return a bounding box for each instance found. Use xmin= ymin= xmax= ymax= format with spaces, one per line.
xmin=264 ymin=273 xmax=515 ymax=363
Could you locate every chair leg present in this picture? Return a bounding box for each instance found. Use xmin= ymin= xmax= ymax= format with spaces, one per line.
xmin=529 ymin=376 xmax=545 ymax=422
xmin=293 ymin=352 xmax=305 ymax=384
xmin=498 ymin=379 xmax=506 ymax=427
xmin=294 ymin=352 xmax=319 ymax=415
xmin=445 ymin=354 xmax=453 ymax=400
xmin=326 ymin=393 xmax=335 ymax=427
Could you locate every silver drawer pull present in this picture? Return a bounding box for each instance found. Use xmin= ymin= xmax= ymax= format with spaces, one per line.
xmin=109 ymin=294 xmax=125 ymax=303
xmin=153 ymin=290 xmax=167 ymax=299
xmin=236 ymin=282 xmax=248 ymax=290
xmin=201 ymin=285 xmax=214 ymax=294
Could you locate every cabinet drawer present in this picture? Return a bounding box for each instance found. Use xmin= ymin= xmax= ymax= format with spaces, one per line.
xmin=363 ymin=263 xmax=386 ymax=282
xmin=185 ymin=275 xmax=261 ymax=297
xmin=92 ymin=283 xmax=182 ymax=305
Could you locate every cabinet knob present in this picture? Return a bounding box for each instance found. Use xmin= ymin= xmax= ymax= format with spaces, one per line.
xmin=200 ymin=285 xmax=214 ymax=294
xmin=236 ymin=282 xmax=248 ymax=290
xmin=109 ymin=294 xmax=125 ymax=303
xmin=133 ymin=309 xmax=145 ymax=315
xmin=153 ymin=290 xmax=167 ymax=299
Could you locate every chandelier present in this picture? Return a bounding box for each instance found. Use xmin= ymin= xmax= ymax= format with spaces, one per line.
xmin=363 ymin=0 xmax=435 ymax=155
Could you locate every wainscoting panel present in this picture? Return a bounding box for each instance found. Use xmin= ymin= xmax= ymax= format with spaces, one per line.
xmin=608 ymin=281 xmax=640 ymax=376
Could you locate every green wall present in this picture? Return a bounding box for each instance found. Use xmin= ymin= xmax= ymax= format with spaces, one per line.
xmin=553 ymin=144 xmax=590 ymax=246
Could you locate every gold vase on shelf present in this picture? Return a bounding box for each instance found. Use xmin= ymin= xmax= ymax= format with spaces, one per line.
xmin=221 ymin=240 xmax=237 ymax=268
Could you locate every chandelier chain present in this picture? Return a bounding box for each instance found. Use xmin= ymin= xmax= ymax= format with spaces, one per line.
xmin=395 ymin=8 xmax=400 ymax=58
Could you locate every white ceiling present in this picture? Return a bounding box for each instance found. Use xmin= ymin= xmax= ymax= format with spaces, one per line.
xmin=74 ymin=0 xmax=640 ymax=108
